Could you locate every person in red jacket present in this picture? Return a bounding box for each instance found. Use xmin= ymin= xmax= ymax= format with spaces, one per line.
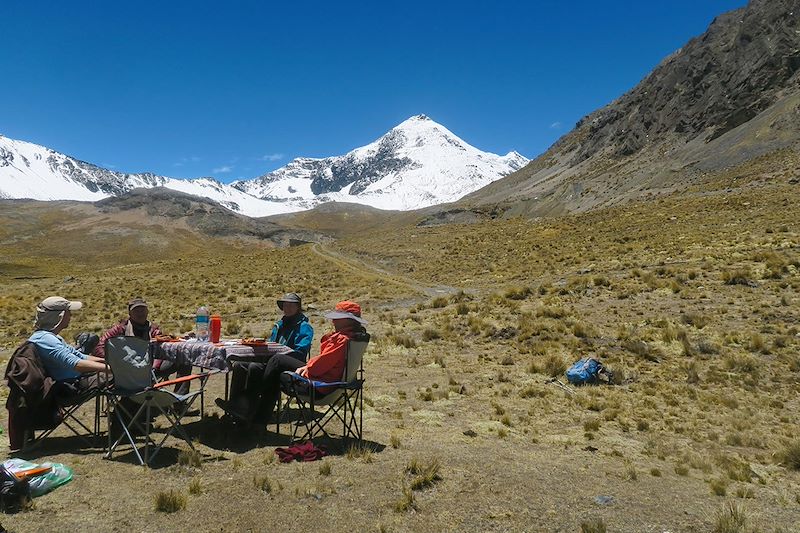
xmin=217 ymin=300 xmax=367 ymax=425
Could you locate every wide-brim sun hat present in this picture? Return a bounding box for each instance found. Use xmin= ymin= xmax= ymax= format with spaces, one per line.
xmin=277 ymin=292 xmax=302 ymax=310
xmin=324 ymin=300 xmax=367 ymax=325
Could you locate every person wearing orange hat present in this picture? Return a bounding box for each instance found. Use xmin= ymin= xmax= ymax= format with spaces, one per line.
xmin=217 ymin=300 xmax=367 ymax=425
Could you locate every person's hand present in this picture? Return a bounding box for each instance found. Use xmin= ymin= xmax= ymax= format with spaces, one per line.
xmin=296 ymin=365 xmax=308 ymax=377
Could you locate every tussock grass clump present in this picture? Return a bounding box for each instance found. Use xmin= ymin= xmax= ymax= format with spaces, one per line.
xmin=710 ymin=478 xmax=728 ymax=496
xmin=580 ymin=517 xmax=607 ymax=533
xmin=188 ymin=478 xmax=203 ymax=495
xmin=430 ymin=296 xmax=448 ymax=308
xmin=319 ymin=462 xmax=332 ymax=476
xmin=622 ymin=338 xmax=661 ymax=362
xmin=682 ymin=312 xmax=709 ymax=329
xmin=406 ymin=457 xmax=442 ymax=490
xmin=253 ymin=474 xmax=277 ymax=493
xmin=536 ymin=306 xmax=568 ymax=319
xmin=712 ymin=501 xmax=751 ymax=533
xmin=503 ymin=285 xmax=532 ymax=300
xmin=346 ymin=443 xmax=375 ymax=463
xmin=178 ymin=448 xmax=203 ymax=468
xmin=154 ymin=490 xmax=187 ymax=513
xmin=390 ymin=333 xmax=417 ymax=349
xmin=543 ymin=353 xmax=567 ymax=377
xmin=722 ymin=269 xmax=754 ymax=286
xmin=455 ymin=302 xmax=470 ymax=315
xmin=394 ymin=486 xmax=416 ymax=513
xmin=723 ymin=353 xmax=760 ymax=377
xmin=422 ymin=328 xmax=441 ymax=341
xmin=781 ymin=440 xmax=800 ymax=470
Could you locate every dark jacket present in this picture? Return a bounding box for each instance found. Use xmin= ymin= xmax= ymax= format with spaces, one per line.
xmin=5 ymin=342 xmax=56 ymax=410
xmin=270 ymin=314 xmax=313 ymax=360
xmin=4 ymin=342 xmax=59 ymax=450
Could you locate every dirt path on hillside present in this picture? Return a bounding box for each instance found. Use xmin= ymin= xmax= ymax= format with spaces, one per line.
xmin=311 ymin=243 xmax=461 ymax=300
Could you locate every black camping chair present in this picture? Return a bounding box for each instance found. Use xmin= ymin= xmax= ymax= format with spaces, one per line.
xmin=279 ymin=333 xmax=369 ymax=443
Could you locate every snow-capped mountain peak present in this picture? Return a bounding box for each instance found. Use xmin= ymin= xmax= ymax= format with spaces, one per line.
xmin=233 ymin=115 xmax=528 ymax=210
xmin=1 ymin=115 xmax=528 ymax=215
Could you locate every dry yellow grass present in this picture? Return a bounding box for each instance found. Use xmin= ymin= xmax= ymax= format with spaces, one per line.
xmin=1 ymin=167 xmax=800 ymax=531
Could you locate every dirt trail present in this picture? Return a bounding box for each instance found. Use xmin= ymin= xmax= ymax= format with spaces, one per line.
xmin=310 ymin=243 xmax=460 ymax=299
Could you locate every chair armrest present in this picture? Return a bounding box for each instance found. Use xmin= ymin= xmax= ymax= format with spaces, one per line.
xmin=152 ymin=371 xmax=213 ymax=389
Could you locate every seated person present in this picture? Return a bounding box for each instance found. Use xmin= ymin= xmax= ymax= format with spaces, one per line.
xmin=269 ymin=293 xmax=314 ymax=359
xmin=94 ymin=297 xmax=192 ymax=394
xmin=223 ymin=292 xmax=314 ymax=415
xmin=29 ymin=296 xmax=108 ymax=387
xmin=6 ymin=297 xmax=108 ymax=450
xmin=218 ymin=300 xmax=366 ymax=425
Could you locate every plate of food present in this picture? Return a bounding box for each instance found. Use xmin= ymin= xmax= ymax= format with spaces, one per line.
xmin=152 ymin=335 xmax=183 ymax=343
xmin=240 ymin=337 xmax=268 ymax=346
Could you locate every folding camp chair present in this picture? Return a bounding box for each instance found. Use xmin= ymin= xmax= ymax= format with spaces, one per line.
xmin=279 ymin=333 xmax=369 ymax=443
xmin=5 ymin=342 xmax=104 ymax=452
xmin=103 ymin=336 xmax=210 ymax=466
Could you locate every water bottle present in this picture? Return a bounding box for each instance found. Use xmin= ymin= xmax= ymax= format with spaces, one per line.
xmin=196 ymin=305 xmax=210 ymax=342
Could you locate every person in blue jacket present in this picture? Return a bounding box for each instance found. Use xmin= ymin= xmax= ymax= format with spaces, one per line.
xmin=218 ymin=292 xmax=314 ymax=423
xmin=269 ymin=292 xmax=314 ymax=360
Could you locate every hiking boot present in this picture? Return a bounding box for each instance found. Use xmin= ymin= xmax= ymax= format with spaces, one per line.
xmin=215 ymin=398 xmax=252 ymax=423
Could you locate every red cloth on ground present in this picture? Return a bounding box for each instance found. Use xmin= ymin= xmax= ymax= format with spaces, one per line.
xmin=274 ymin=441 xmax=327 ymax=462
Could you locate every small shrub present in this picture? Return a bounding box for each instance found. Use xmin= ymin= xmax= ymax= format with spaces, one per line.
xmin=455 ymin=302 xmax=470 ymax=315
xmin=675 ymin=465 xmax=689 ymax=476
xmin=154 ymin=490 xmax=187 ymax=513
xmin=650 ymin=468 xmax=662 ymax=477
xmin=390 ymin=434 xmax=401 ymax=449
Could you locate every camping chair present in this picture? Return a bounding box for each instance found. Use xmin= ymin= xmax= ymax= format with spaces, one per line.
xmin=5 ymin=341 xmax=104 ymax=452
xmin=279 ymin=332 xmax=369 ymax=443
xmin=103 ymin=336 xmax=210 ymax=466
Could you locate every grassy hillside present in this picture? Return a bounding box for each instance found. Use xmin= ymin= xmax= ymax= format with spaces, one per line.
xmin=1 ymin=164 xmax=799 ymax=531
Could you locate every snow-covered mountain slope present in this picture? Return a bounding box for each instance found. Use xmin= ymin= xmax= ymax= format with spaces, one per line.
xmin=0 ymin=135 xmax=297 ymax=217
xmin=233 ymin=115 xmax=528 ymax=210
xmin=0 ymin=115 xmax=527 ymax=216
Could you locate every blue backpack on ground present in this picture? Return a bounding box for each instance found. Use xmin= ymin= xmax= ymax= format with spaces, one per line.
xmin=566 ymin=358 xmax=604 ymax=385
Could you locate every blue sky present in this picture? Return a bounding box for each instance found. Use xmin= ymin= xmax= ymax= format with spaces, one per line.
xmin=2 ymin=0 xmax=745 ymax=182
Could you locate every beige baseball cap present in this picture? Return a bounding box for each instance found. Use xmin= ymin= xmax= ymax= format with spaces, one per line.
xmin=37 ymin=296 xmax=83 ymax=312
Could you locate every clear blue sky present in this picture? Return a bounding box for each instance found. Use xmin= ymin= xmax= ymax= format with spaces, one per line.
xmin=1 ymin=0 xmax=745 ymax=182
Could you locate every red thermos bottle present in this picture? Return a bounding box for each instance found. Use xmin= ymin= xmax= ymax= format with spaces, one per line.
xmin=210 ymin=314 xmax=222 ymax=343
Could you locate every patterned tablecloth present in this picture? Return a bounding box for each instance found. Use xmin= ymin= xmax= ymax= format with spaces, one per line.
xmin=150 ymin=341 xmax=297 ymax=370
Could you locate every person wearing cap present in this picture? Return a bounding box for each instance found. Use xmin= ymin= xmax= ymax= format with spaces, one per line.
xmin=269 ymin=293 xmax=314 ymax=360
xmin=94 ymin=298 xmax=192 ymax=393
xmin=28 ymin=296 xmax=108 ymax=383
xmin=219 ymin=292 xmax=313 ymax=421
xmin=218 ymin=300 xmax=367 ymax=425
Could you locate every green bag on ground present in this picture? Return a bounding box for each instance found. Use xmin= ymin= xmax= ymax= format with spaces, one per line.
xmin=2 ymin=459 xmax=74 ymax=497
